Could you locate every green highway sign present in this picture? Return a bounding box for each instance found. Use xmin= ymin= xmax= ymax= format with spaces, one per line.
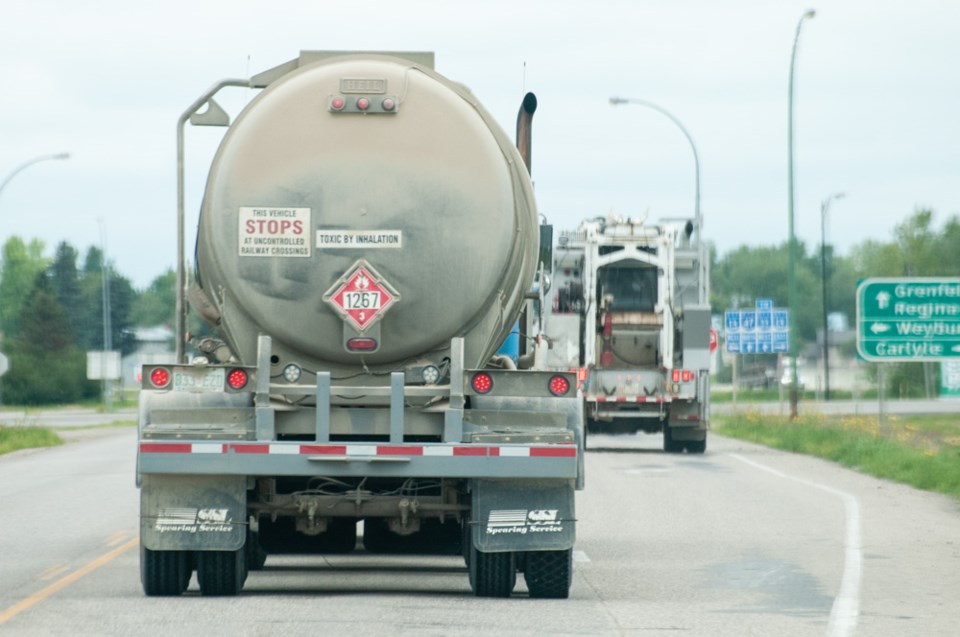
xmin=857 ymin=277 xmax=960 ymax=361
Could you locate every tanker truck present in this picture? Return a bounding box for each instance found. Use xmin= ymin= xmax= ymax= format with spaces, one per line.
xmin=545 ymin=214 xmax=710 ymax=452
xmin=137 ymin=51 xmax=583 ymax=599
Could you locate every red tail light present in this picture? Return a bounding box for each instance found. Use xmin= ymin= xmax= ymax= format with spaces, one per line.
xmin=672 ymin=369 xmax=681 ymax=383
xmin=227 ymin=369 xmax=248 ymax=390
xmin=548 ymin=375 xmax=571 ymax=396
xmin=471 ymin=372 xmax=494 ymax=394
xmin=682 ymin=370 xmax=694 ymax=382
xmin=150 ymin=367 xmax=170 ymax=388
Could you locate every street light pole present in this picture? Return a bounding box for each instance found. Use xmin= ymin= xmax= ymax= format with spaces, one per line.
xmin=0 ymin=153 xmax=71 ymax=202
xmin=609 ymin=96 xmax=701 ymax=241
xmin=787 ymin=9 xmax=816 ymax=419
xmin=820 ymin=191 xmax=845 ymax=401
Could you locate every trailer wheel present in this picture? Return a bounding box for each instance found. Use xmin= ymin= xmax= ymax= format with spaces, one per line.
xmin=469 ymin=548 xmax=516 ymax=598
xmin=685 ymin=437 xmax=707 ymax=454
xmin=246 ymin=530 xmax=268 ymax=570
xmin=663 ymin=425 xmax=684 ymax=453
xmin=524 ymin=549 xmax=573 ymax=599
xmin=141 ymin=547 xmax=191 ymax=596
xmin=197 ymin=549 xmax=246 ymax=596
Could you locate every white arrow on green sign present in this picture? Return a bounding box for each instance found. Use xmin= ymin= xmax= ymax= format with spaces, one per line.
xmin=857 ymin=277 xmax=960 ymax=361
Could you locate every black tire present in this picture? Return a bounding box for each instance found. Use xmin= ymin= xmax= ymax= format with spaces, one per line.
xmin=469 ymin=548 xmax=516 ymax=598
xmin=663 ymin=425 xmax=684 ymax=453
xmin=141 ymin=547 xmax=191 ymax=596
xmin=685 ymin=437 xmax=707 ymax=454
xmin=197 ymin=549 xmax=246 ymax=596
xmin=525 ymin=549 xmax=573 ymax=599
xmin=246 ymin=530 xmax=268 ymax=570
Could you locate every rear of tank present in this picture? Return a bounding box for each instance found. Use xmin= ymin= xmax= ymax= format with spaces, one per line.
xmin=195 ymin=52 xmax=539 ymax=377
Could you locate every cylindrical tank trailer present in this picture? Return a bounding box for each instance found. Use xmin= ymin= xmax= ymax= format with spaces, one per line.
xmin=195 ymin=52 xmax=539 ymax=373
xmin=140 ymin=52 xmax=580 ymax=600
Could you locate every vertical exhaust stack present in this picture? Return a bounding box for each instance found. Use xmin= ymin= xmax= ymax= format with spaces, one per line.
xmin=516 ymin=92 xmax=537 ymax=175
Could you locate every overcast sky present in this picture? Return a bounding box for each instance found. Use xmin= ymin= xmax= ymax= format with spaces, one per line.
xmin=2 ymin=0 xmax=958 ymax=288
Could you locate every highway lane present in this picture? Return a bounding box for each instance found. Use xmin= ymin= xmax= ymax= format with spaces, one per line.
xmin=1 ymin=428 xmax=958 ymax=635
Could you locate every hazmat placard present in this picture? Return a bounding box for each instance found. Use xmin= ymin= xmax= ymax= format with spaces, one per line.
xmin=239 ymin=207 xmax=311 ymax=257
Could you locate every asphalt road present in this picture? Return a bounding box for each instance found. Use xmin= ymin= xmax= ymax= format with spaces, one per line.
xmin=1 ymin=428 xmax=958 ymax=636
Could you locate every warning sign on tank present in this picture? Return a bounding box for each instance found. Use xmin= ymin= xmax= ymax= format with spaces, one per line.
xmin=317 ymin=230 xmax=402 ymax=249
xmin=323 ymin=260 xmax=400 ymax=332
xmin=239 ymin=207 xmax=311 ymax=257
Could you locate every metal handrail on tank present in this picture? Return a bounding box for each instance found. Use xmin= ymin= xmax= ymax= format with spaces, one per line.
xmin=176 ymin=79 xmax=250 ymax=362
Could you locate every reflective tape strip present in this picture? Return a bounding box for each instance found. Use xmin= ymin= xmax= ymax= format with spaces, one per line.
xmin=269 ymin=445 xmax=301 ymax=455
xmin=192 ymin=443 xmax=225 ymax=454
xmin=422 ymin=446 xmax=455 ymax=457
xmin=140 ymin=442 xmax=577 ymax=458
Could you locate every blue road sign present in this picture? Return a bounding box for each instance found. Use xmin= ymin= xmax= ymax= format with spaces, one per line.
xmin=725 ymin=301 xmax=791 ymax=355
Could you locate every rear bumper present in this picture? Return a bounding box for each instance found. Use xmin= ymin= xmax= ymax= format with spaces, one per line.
xmin=139 ymin=440 xmax=579 ymax=480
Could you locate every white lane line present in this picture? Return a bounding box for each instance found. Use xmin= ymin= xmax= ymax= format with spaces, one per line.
xmin=730 ymin=453 xmax=861 ymax=637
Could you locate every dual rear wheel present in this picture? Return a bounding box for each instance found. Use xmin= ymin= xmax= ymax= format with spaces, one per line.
xmin=141 ymin=546 xmax=247 ymax=597
xmin=468 ymin=546 xmax=572 ymax=599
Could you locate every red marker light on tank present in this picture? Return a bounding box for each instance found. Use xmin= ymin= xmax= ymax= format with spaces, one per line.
xmin=330 ymin=96 xmax=346 ymax=111
xmin=356 ymin=97 xmax=370 ymax=111
xmin=381 ymin=98 xmax=396 ymax=111
xmin=227 ymin=369 xmax=248 ymax=390
xmin=347 ymin=338 xmax=378 ymax=351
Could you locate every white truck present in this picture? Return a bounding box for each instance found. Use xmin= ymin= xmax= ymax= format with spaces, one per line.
xmin=545 ymin=214 xmax=710 ymax=452
xmin=137 ymin=51 xmax=583 ymax=599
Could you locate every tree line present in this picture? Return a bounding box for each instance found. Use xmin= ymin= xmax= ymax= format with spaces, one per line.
xmin=711 ymin=208 xmax=960 ymax=396
xmin=0 ymin=207 xmax=956 ymax=404
xmin=0 ymin=237 xmax=174 ymax=405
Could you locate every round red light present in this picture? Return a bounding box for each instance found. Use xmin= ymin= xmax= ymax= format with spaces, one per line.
xmin=356 ymin=97 xmax=370 ymax=111
xmin=150 ymin=367 xmax=170 ymax=388
xmin=227 ymin=369 xmax=248 ymax=390
xmin=330 ymin=96 xmax=346 ymax=111
xmin=471 ymin=372 xmax=493 ymax=394
xmin=548 ymin=375 xmax=571 ymax=396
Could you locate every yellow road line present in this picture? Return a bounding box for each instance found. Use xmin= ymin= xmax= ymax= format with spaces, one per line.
xmin=37 ymin=566 xmax=69 ymax=582
xmin=0 ymin=537 xmax=140 ymax=626
xmin=105 ymin=531 xmax=130 ymax=547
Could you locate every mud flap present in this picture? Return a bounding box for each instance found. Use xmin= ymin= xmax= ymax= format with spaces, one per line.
xmin=140 ymin=475 xmax=246 ymax=551
xmin=471 ymin=479 xmax=575 ymax=552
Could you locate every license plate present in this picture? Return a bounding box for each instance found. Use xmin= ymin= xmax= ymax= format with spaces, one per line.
xmin=173 ymin=368 xmax=225 ymax=392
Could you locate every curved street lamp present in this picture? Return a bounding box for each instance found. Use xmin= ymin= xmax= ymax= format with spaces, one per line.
xmin=821 ymin=191 xmax=845 ymax=401
xmin=609 ymin=96 xmax=701 ymax=240
xmin=787 ymin=9 xmax=816 ymax=418
xmin=0 ymin=152 xmax=71 ymax=203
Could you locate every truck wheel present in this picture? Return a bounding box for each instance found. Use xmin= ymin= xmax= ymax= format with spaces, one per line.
xmin=246 ymin=530 xmax=268 ymax=570
xmin=524 ymin=549 xmax=573 ymax=599
xmin=469 ymin=548 xmax=516 ymax=598
xmin=141 ymin=547 xmax=191 ymax=596
xmin=662 ymin=425 xmax=683 ymax=453
xmin=686 ymin=437 xmax=707 ymax=454
xmin=197 ymin=549 xmax=246 ymax=596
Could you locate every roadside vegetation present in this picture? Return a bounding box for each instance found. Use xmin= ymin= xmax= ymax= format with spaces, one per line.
xmin=0 ymin=426 xmax=63 ymax=455
xmin=715 ymin=411 xmax=960 ymax=501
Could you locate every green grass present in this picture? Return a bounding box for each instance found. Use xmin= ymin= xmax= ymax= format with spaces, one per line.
xmin=710 ymin=388 xmax=875 ymax=403
xmin=715 ymin=412 xmax=960 ymax=500
xmin=0 ymin=426 xmax=63 ymax=455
